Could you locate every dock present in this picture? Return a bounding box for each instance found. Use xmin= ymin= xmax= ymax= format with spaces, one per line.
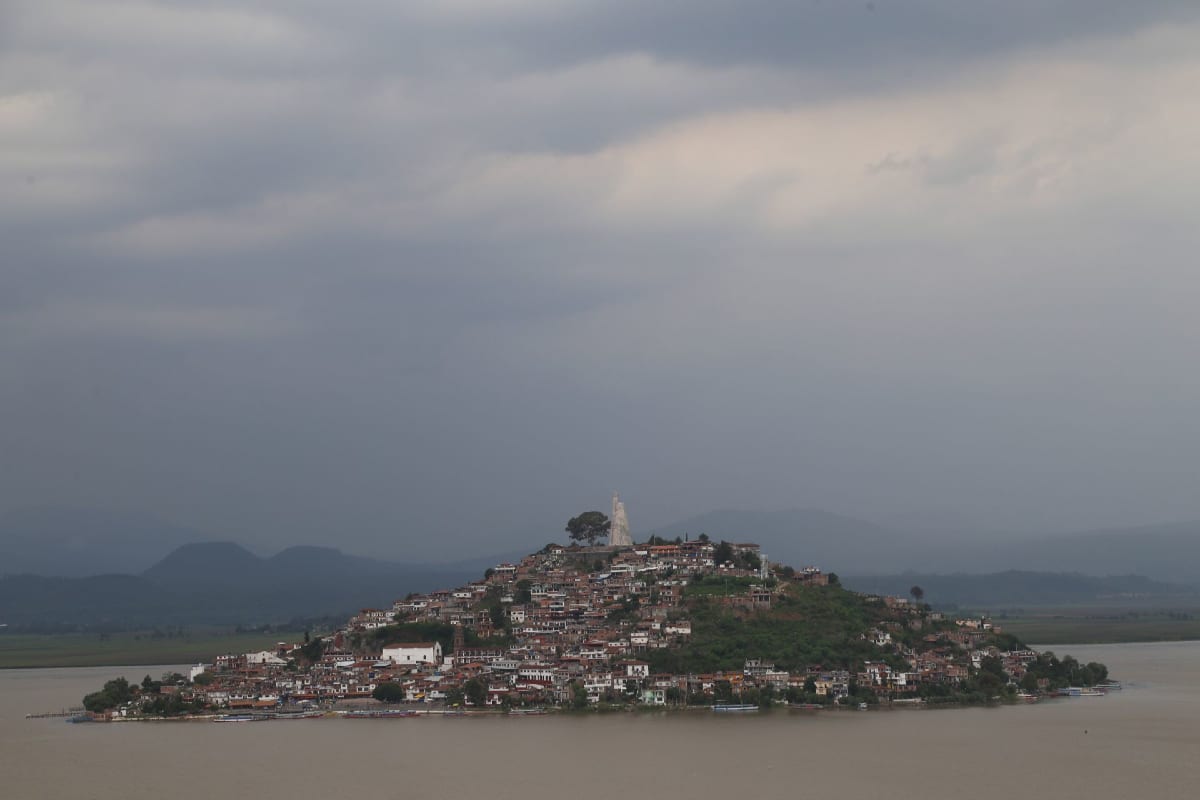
xmin=26 ymin=707 xmax=86 ymax=719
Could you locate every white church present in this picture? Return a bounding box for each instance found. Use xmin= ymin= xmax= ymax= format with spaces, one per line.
xmin=381 ymin=641 xmax=443 ymax=665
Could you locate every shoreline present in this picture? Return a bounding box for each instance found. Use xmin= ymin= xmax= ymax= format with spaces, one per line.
xmin=9 ymin=636 xmax=1200 ymax=670
xmin=51 ymin=694 xmax=1100 ymax=724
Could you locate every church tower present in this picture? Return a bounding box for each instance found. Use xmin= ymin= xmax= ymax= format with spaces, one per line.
xmin=609 ymin=491 xmax=633 ymax=547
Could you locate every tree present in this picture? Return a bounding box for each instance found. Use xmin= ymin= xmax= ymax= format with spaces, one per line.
xmin=445 ymin=687 xmax=465 ymax=707
xmin=298 ymin=637 xmax=325 ymax=664
xmin=514 ymin=579 xmax=533 ymax=604
xmin=82 ymin=677 xmax=133 ymax=712
xmin=713 ymin=541 xmax=735 ymax=566
xmin=909 ymin=585 xmax=925 ymax=605
xmin=373 ymin=682 xmax=405 ymax=703
xmin=488 ymin=604 xmax=506 ymax=630
xmin=571 ymin=681 xmax=589 ymax=709
xmin=975 ymin=655 xmax=1009 ymax=694
xmin=697 ymin=533 xmax=710 ymax=542
xmin=464 ymin=678 xmax=487 ymax=706
xmin=565 ymin=511 xmax=610 ymax=546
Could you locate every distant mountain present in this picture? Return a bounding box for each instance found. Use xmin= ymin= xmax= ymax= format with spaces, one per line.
xmin=268 ymin=545 xmax=394 ymax=575
xmin=0 ymin=506 xmax=203 ymax=577
xmin=1001 ymin=522 xmax=1200 ymax=584
xmin=139 ymin=542 xmax=481 ymax=623
xmin=0 ymin=542 xmax=482 ymax=631
xmin=8 ymin=503 xmax=1200 ymax=630
xmin=142 ymin=541 xmax=265 ymax=588
xmin=842 ymin=571 xmax=1199 ymax=609
xmin=0 ymin=574 xmax=179 ymax=629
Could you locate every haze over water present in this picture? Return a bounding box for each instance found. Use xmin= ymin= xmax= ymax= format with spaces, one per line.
xmin=2 ymin=641 xmax=1196 ymax=800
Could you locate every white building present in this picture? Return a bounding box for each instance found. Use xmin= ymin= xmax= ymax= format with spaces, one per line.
xmin=381 ymin=641 xmax=443 ymax=665
xmin=245 ymin=651 xmax=287 ymax=666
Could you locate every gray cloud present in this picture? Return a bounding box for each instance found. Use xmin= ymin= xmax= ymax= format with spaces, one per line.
xmin=4 ymin=2 xmax=1200 ymax=560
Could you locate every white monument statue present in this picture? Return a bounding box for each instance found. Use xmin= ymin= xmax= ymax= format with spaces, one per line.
xmin=609 ymin=491 xmax=633 ymax=547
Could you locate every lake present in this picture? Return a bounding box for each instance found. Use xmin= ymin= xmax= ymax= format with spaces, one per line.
xmin=2 ymin=641 xmax=1197 ymax=799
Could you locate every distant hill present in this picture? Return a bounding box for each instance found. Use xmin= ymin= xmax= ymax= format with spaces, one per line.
xmin=1001 ymin=522 xmax=1200 ymax=584
xmin=8 ymin=503 xmax=1200 ymax=630
xmin=0 ymin=506 xmax=204 ymax=577
xmin=841 ymin=571 xmax=1199 ymax=609
xmin=143 ymin=541 xmax=265 ymax=588
xmin=0 ymin=574 xmax=178 ymax=629
xmin=0 ymin=542 xmax=481 ymax=631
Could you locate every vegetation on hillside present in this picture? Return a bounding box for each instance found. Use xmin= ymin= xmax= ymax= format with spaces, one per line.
xmin=646 ymin=583 xmax=898 ymax=674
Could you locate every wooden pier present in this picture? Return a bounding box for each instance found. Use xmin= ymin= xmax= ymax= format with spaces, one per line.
xmin=25 ymin=707 xmax=85 ymax=719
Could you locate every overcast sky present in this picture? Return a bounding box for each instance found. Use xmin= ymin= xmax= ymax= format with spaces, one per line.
xmin=4 ymin=1 xmax=1200 ymax=560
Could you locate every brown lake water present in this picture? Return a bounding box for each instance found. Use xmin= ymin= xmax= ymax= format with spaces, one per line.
xmin=1 ymin=641 xmax=1197 ymax=799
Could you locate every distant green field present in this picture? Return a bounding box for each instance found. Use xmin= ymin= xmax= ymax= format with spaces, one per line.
xmin=996 ymin=612 xmax=1200 ymax=645
xmin=0 ymin=629 xmax=303 ymax=669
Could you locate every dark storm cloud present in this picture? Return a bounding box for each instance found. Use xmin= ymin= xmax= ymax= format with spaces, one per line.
xmin=4 ymin=1 xmax=1200 ymax=559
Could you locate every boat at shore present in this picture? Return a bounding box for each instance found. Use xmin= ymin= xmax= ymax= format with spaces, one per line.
xmin=273 ymin=710 xmax=326 ymax=720
xmin=341 ymin=709 xmax=419 ymax=719
xmin=213 ymin=714 xmax=271 ymax=723
xmin=1057 ymin=687 xmax=1106 ymax=697
xmin=713 ymin=704 xmax=759 ymax=713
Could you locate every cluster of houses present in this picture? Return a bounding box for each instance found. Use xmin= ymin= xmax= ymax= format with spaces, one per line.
xmin=180 ymin=540 xmax=1026 ymax=710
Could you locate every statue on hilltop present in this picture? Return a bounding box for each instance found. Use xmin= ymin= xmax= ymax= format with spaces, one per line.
xmin=609 ymin=491 xmax=632 ymax=547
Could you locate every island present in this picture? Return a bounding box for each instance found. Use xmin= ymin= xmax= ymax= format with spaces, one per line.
xmin=79 ymin=508 xmax=1112 ymax=720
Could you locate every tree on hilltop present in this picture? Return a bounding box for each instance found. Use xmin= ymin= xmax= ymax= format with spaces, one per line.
xmin=566 ymin=511 xmax=610 ymax=546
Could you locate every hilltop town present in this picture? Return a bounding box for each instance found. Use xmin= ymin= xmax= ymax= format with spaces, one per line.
xmin=81 ymin=497 xmax=1110 ymax=718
